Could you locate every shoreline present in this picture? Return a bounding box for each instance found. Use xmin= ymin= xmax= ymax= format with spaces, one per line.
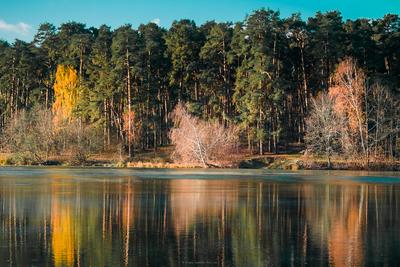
xmin=1 ymin=147 xmax=399 ymax=171
xmin=0 ymin=155 xmax=398 ymax=171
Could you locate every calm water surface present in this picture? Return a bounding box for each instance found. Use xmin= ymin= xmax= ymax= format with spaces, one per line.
xmin=0 ymin=167 xmax=399 ymax=266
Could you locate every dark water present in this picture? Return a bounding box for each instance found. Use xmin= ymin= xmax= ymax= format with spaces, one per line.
xmin=0 ymin=168 xmax=400 ymax=267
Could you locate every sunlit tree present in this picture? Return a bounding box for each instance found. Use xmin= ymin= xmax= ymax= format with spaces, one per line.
xmin=52 ymin=65 xmax=80 ymax=123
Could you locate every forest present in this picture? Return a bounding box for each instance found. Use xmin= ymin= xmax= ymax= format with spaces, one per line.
xmin=0 ymin=8 xmax=399 ymax=166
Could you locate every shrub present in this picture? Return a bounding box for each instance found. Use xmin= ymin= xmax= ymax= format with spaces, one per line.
xmin=169 ymin=103 xmax=239 ymax=167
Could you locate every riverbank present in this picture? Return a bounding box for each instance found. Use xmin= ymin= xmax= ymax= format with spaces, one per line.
xmin=239 ymin=155 xmax=400 ymax=171
xmin=1 ymin=147 xmax=399 ymax=171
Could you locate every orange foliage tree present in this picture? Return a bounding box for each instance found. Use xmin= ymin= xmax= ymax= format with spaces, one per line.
xmin=328 ymin=58 xmax=367 ymax=157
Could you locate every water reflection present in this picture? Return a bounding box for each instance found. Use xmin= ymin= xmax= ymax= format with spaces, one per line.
xmin=0 ymin=170 xmax=399 ymax=266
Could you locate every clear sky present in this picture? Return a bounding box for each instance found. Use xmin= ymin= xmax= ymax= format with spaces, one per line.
xmin=1 ymin=0 xmax=399 ymax=42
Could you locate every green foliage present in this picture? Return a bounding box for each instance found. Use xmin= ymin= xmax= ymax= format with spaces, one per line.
xmin=165 ymin=19 xmax=203 ymax=102
xmin=0 ymin=9 xmax=399 ymax=161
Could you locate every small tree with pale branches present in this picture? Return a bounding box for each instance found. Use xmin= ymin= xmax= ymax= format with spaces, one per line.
xmin=367 ymin=82 xmax=400 ymax=159
xmin=169 ymin=103 xmax=239 ymax=167
xmin=305 ymin=93 xmax=345 ymax=169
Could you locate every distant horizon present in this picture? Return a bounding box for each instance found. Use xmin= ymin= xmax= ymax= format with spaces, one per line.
xmin=1 ymin=0 xmax=399 ymax=43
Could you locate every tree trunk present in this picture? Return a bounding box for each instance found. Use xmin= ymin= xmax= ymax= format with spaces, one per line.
xmin=126 ymin=48 xmax=133 ymax=158
xmin=327 ymin=154 xmax=331 ymax=169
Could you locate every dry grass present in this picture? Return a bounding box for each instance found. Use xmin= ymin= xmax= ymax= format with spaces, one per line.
xmin=126 ymin=146 xmax=246 ymax=168
xmin=299 ymin=154 xmax=400 ymax=170
xmin=0 ymin=153 xmax=10 ymax=165
xmin=127 ymin=161 xmax=203 ymax=168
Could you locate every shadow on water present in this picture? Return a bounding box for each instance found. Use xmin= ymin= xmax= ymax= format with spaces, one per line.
xmin=0 ymin=167 xmax=399 ymax=266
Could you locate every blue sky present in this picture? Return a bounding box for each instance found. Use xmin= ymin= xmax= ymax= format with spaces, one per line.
xmin=1 ymin=0 xmax=399 ymax=42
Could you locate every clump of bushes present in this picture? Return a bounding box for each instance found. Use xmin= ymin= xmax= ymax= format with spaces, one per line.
xmin=0 ymin=107 xmax=102 ymax=165
xmin=54 ymin=120 xmax=102 ymax=165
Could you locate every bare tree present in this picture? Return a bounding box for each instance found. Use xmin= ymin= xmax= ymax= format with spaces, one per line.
xmin=305 ymin=93 xmax=345 ymax=169
xmin=169 ymin=103 xmax=239 ymax=167
xmin=367 ymin=82 xmax=400 ymax=159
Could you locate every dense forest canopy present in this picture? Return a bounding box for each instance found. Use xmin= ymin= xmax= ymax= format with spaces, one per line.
xmin=0 ymin=8 xmax=399 ymax=161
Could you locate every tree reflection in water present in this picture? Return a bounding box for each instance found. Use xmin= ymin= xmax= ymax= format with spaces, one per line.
xmin=0 ymin=172 xmax=399 ymax=266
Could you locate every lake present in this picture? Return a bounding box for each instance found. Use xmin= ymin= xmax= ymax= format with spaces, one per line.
xmin=0 ymin=167 xmax=399 ymax=266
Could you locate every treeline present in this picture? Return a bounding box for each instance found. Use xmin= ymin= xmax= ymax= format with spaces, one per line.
xmin=0 ymin=9 xmax=399 ymax=159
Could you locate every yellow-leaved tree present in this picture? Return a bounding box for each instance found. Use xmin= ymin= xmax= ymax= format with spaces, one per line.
xmin=53 ymin=65 xmax=79 ymax=123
